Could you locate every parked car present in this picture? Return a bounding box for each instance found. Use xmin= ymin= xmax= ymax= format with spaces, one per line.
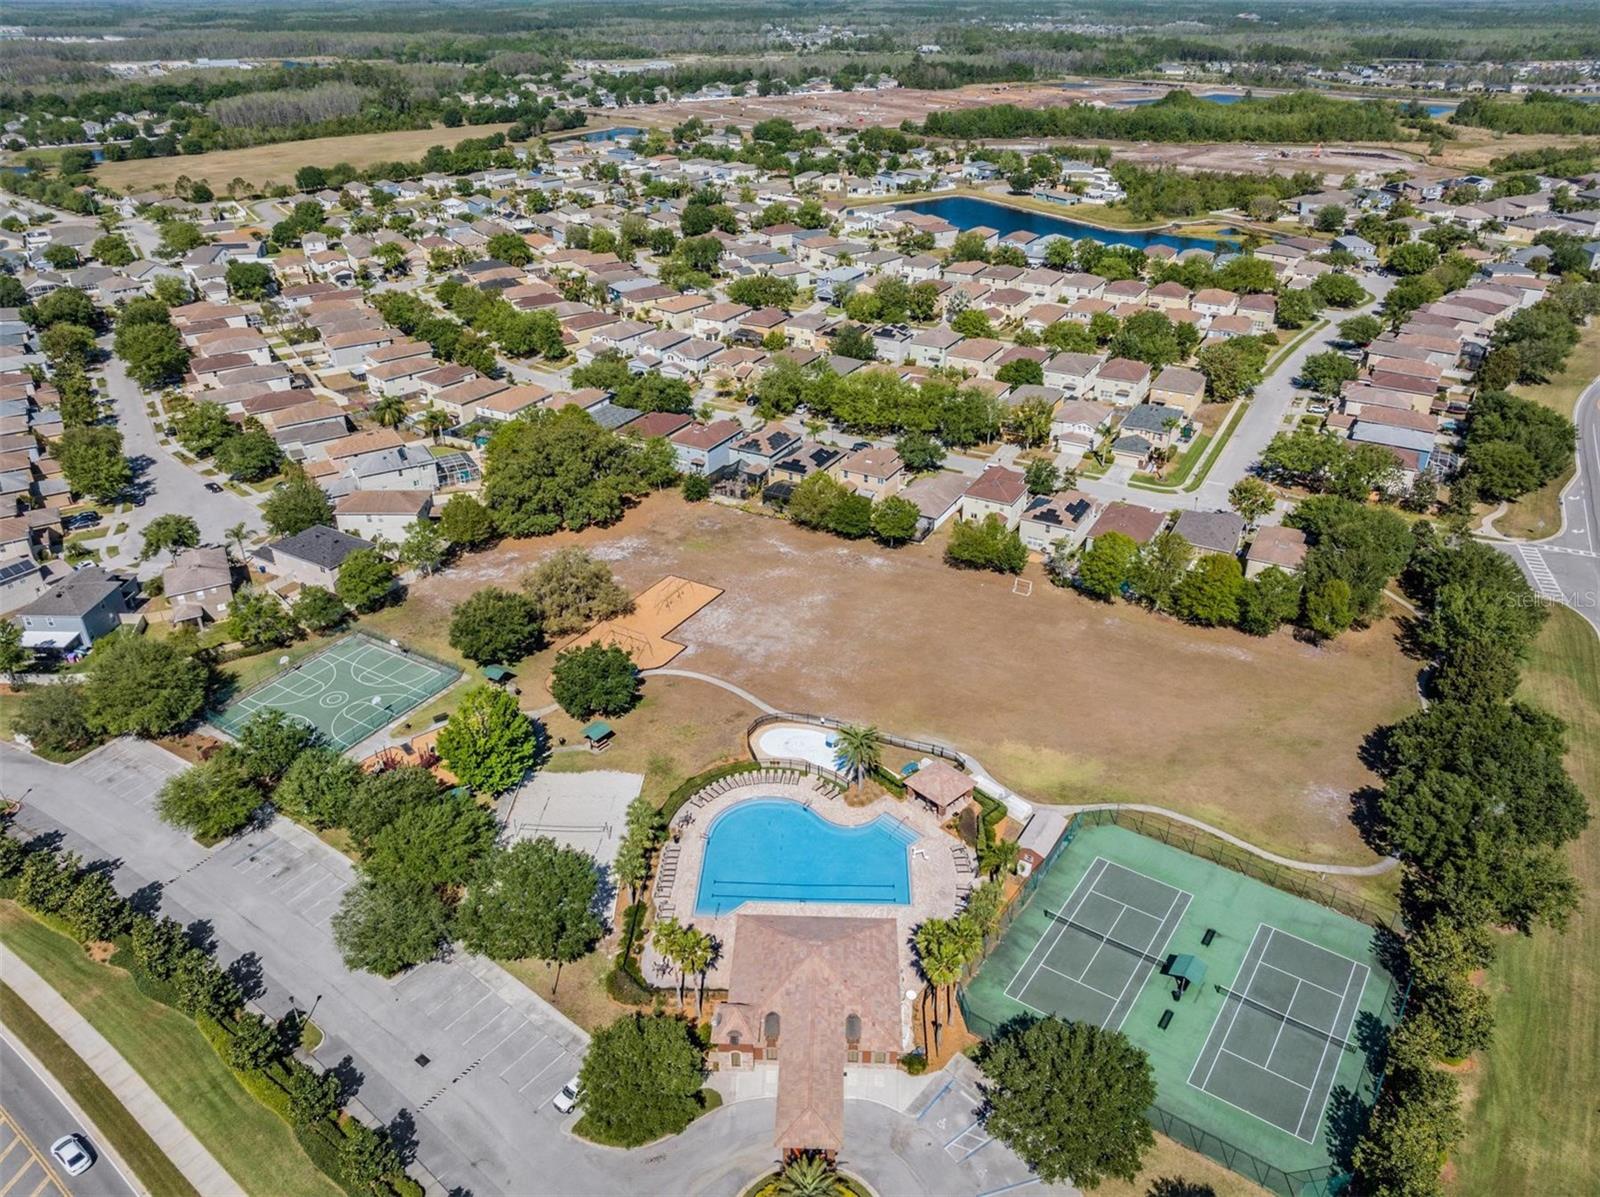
xmin=552 ymin=1077 xmax=581 ymax=1114
xmin=50 ymin=1135 xmax=94 ymax=1177
xmin=204 ymin=481 xmax=224 ymax=493
xmin=62 ymin=512 xmax=100 ymax=531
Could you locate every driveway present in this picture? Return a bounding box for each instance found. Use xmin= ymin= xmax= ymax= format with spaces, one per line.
xmin=3 ymin=740 xmax=1064 ymax=1197
xmin=97 ymin=350 xmax=263 ymax=575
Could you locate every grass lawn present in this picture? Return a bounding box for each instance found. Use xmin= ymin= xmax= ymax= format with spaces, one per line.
xmin=0 ymin=904 xmax=342 ymax=1197
xmin=89 ymin=121 xmax=515 ymax=192
xmin=0 ymin=981 xmax=200 ymax=1197
xmin=1449 ymin=607 xmax=1600 ymax=1193
xmin=1493 ymin=321 xmax=1600 ymax=540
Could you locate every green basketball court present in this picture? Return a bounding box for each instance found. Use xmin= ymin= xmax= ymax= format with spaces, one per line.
xmin=961 ymin=819 xmax=1401 ymax=1196
xmin=208 ymin=633 xmax=460 ymax=753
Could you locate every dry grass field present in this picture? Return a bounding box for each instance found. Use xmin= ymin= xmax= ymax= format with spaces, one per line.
xmin=397 ymin=493 xmax=1418 ymax=865
xmin=90 ymin=122 xmax=514 ymax=193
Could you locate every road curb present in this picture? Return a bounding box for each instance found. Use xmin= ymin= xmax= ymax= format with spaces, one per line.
xmin=0 ymin=1020 xmax=148 ymax=1197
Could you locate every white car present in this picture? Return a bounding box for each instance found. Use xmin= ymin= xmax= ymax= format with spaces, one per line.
xmin=552 ymin=1077 xmax=581 ymax=1114
xmin=50 ymin=1134 xmax=94 ymax=1177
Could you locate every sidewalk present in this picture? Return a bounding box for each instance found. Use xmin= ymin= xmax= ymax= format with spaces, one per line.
xmin=0 ymin=946 xmax=245 ymax=1197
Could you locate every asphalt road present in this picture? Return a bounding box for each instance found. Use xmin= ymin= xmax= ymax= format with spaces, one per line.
xmin=0 ymin=1039 xmax=139 ymax=1197
xmin=2 ymin=740 xmax=1058 ymax=1197
xmin=1484 ymin=375 xmax=1600 ymax=638
xmin=97 ymin=349 xmax=264 ymax=577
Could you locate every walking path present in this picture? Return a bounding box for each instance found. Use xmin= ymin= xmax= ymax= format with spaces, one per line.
xmin=0 ymin=947 xmax=245 ymax=1197
xmin=644 ymin=667 xmax=1399 ymax=878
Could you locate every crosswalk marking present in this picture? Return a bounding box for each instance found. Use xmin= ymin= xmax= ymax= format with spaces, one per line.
xmin=1518 ymin=546 xmax=1566 ymax=600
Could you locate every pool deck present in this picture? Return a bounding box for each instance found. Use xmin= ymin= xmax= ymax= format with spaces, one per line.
xmin=643 ymin=780 xmax=971 ymax=1028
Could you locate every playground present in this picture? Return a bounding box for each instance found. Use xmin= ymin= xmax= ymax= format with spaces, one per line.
xmin=961 ymin=819 xmax=1401 ymax=1195
xmin=558 ymin=574 xmax=722 ymax=669
xmin=208 ymin=633 xmax=460 ymax=753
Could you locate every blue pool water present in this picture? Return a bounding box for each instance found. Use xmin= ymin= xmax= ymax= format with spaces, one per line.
xmin=895 ymin=195 xmax=1238 ymax=254
xmin=694 ymin=798 xmax=917 ymax=916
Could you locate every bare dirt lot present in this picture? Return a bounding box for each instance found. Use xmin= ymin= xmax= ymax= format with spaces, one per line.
xmin=91 ymin=122 xmax=514 ymax=193
xmin=398 ymin=494 xmax=1417 ymax=865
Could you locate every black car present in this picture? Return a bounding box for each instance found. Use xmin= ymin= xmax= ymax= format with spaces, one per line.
xmin=204 ymin=481 xmax=225 ymax=494
xmin=63 ymin=512 xmax=100 ymax=531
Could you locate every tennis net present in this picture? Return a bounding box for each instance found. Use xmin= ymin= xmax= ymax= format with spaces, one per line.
xmin=1214 ymin=985 xmax=1358 ymax=1054
xmin=1043 ymin=908 xmax=1170 ymax=968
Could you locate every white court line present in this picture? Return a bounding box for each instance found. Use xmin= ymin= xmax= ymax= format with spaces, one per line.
xmin=1259 ymin=958 xmax=1348 ymax=1002
xmin=1034 ymin=962 xmax=1126 ymax=1005
xmin=1102 ymin=887 xmax=1187 ymax=1031
xmin=1005 ymin=857 xmax=1111 ymax=1002
xmin=1294 ymin=956 xmax=1365 ymax=1140
xmin=1218 ymin=1045 xmax=1314 ymax=1095
xmin=1259 ymin=978 xmax=1302 ymax=1070
xmin=1198 ymin=924 xmax=1274 ymax=1092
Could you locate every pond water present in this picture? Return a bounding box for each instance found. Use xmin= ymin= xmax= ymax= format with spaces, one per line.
xmin=895 ymin=195 xmax=1238 ymax=254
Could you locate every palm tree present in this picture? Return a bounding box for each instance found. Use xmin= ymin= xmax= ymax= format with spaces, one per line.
xmin=979 ymin=837 xmax=1020 ymax=880
xmin=914 ymin=918 xmax=965 ymax=1053
xmin=652 ymin=918 xmax=689 ymax=1006
xmin=775 ymin=1153 xmax=841 ymax=1197
xmin=418 ymin=406 xmax=452 ymax=442
xmin=225 ymin=521 xmax=251 ymax=563
xmin=371 ymin=395 xmax=409 ymax=429
xmin=678 ymin=927 xmax=717 ymax=1019
xmin=833 ymin=724 xmax=882 ymax=793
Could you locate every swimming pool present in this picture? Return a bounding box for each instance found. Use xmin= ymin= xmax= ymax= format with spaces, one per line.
xmin=694 ymin=798 xmax=917 ymax=916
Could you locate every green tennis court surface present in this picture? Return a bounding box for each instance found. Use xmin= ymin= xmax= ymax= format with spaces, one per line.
xmin=209 ymin=633 xmax=459 ymax=752
xmin=1188 ymin=925 xmax=1369 ymax=1142
xmin=961 ymin=820 xmax=1400 ymax=1195
xmin=1005 ymin=857 xmax=1191 ymax=1031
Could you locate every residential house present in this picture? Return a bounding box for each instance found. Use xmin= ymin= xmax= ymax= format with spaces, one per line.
xmin=1085 ymin=502 xmax=1166 ymax=547
xmin=254 ymin=526 xmax=374 ymax=591
xmin=1019 ymin=490 xmax=1100 ymax=553
xmin=1172 ymin=509 xmax=1246 ymax=559
xmin=163 ymin=546 xmax=236 ymax=626
xmin=669 ymin=419 xmax=742 ymax=476
xmin=1093 ymin=358 xmax=1152 ymax=406
xmin=958 ymin=465 xmax=1028 ymax=530
xmin=12 ymin=566 xmax=139 ymax=651
xmin=1149 ymin=366 xmax=1207 ymax=416
xmin=836 ymin=447 xmax=904 ymax=499
xmin=335 ymin=490 xmax=432 ymax=542
xmin=1245 ymin=526 xmax=1308 ymax=578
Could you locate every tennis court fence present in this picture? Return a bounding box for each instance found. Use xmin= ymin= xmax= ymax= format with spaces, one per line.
xmin=953 ymin=808 xmax=1414 ymax=1197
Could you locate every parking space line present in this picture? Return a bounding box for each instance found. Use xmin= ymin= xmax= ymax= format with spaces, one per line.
xmin=461 ymin=1007 xmax=516 ymax=1046
xmin=515 ymin=1052 xmax=569 ymax=1093
xmin=422 ymin=975 xmax=480 ymax=1017
xmin=496 ymin=1040 xmax=546 ymax=1078
xmin=440 ymin=992 xmax=492 ymax=1031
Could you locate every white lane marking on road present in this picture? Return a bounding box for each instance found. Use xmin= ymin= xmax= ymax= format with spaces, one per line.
xmin=1518 ymin=546 xmax=1566 ymax=600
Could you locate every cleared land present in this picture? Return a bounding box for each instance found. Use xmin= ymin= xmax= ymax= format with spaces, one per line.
xmin=395 ymin=493 xmax=1418 ymax=865
xmin=1450 ymin=607 xmax=1600 ymax=1193
xmin=0 ymin=905 xmax=341 ymax=1197
xmin=1492 ymin=320 xmax=1600 ymax=540
xmin=0 ymin=981 xmax=199 ymax=1197
xmin=89 ymin=122 xmax=514 ymax=193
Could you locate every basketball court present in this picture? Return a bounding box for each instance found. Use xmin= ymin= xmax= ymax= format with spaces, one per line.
xmin=558 ymin=575 xmax=721 ymax=669
xmin=1187 ymin=925 xmax=1370 ymax=1143
xmin=209 ymin=633 xmax=460 ymax=752
xmin=1004 ymin=856 xmax=1192 ymax=1030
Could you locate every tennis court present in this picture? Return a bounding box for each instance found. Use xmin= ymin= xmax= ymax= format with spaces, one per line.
xmin=209 ymin=633 xmax=460 ymax=752
xmin=1188 ymin=925 xmax=1370 ymax=1143
xmin=1005 ymin=858 xmax=1192 ymax=1030
xmin=960 ymin=819 xmax=1401 ymax=1195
